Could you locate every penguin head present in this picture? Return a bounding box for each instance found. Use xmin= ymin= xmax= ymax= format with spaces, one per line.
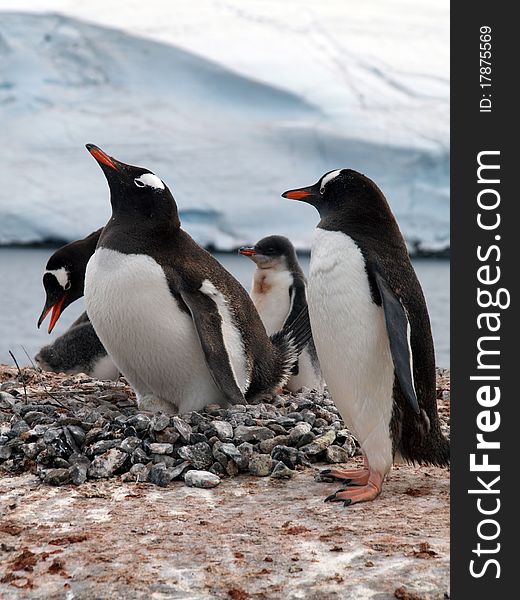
xmin=37 ymin=230 xmax=100 ymax=333
xmin=282 ymin=169 xmax=383 ymax=220
xmin=38 ymin=256 xmax=81 ymax=333
xmin=239 ymin=235 xmax=298 ymax=270
xmin=86 ymin=144 xmax=180 ymax=227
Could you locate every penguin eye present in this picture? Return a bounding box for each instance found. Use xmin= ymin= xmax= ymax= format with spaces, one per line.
xmin=134 ymin=178 xmax=146 ymax=188
xmin=64 ymin=281 xmax=71 ymax=291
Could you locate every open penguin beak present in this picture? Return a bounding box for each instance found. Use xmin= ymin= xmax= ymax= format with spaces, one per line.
xmin=239 ymin=246 xmax=257 ymax=257
xmin=282 ymin=182 xmax=320 ymax=203
xmin=86 ymin=144 xmax=120 ymax=172
xmin=37 ymin=293 xmax=67 ymax=334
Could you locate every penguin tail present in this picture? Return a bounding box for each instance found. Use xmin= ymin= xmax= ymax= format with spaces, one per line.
xmin=269 ymin=305 xmax=313 ymax=387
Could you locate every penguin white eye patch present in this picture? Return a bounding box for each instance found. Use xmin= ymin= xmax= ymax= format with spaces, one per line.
xmin=134 ymin=173 xmax=165 ymax=190
xmin=320 ymin=169 xmax=342 ymax=193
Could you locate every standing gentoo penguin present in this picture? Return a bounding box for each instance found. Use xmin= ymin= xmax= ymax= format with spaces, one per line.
xmin=38 ymin=228 xmax=102 ymax=332
xmin=283 ymin=169 xmax=449 ymax=505
xmin=239 ymin=236 xmax=323 ymax=392
xmin=83 ymin=144 xmax=311 ymax=414
xmin=35 ymin=312 xmax=119 ymax=380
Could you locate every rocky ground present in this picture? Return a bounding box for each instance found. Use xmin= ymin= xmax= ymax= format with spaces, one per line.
xmin=0 ymin=365 xmax=450 ymax=599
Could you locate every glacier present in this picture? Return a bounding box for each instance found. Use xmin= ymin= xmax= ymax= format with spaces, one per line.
xmin=0 ymin=1 xmax=449 ymax=251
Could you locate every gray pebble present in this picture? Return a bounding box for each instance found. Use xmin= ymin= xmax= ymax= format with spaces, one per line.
xmin=225 ymin=459 xmax=239 ymax=477
xmin=152 ymin=455 xmax=176 ymax=467
xmin=88 ymin=448 xmax=127 ymax=478
xmin=299 ymin=430 xmax=336 ymax=455
xmin=120 ymin=436 xmax=142 ymax=453
xmin=236 ymin=442 xmax=254 ymax=470
xmin=67 ymin=425 xmax=86 ymax=447
xmin=288 ymin=422 xmax=312 ymax=446
xmin=0 ymin=445 xmax=12 ymax=460
xmin=11 ymin=420 xmax=29 ymax=436
xmin=325 ymin=445 xmax=352 ymax=464
xmin=248 ymin=454 xmax=273 ymax=477
xmin=219 ymin=443 xmax=242 ymax=462
xmin=131 ymin=448 xmax=149 ymax=464
xmin=151 ymin=413 xmax=170 ymax=432
xmin=149 ymin=443 xmax=174 ymax=455
xmin=88 ymin=439 xmax=119 ymax=455
xmin=148 ymin=463 xmax=175 ymax=487
xmin=69 ymin=462 xmax=88 ymax=485
xmin=258 ymin=435 xmax=290 ymax=454
xmin=184 ymin=470 xmax=221 ymax=489
xmin=154 ymin=427 xmax=180 ymax=445
xmin=172 ymin=416 xmax=192 ymax=442
xmin=0 ymin=392 xmax=15 ymax=409
xmin=207 ymin=420 xmax=234 ymax=441
xmin=271 ymin=461 xmax=295 ymax=479
xmin=23 ymin=411 xmax=47 ymax=426
xmin=209 ymin=461 xmax=226 ymax=477
xmin=127 ymin=414 xmax=150 ymax=431
xmin=169 ymin=460 xmax=190 ymax=479
xmin=177 ymin=442 xmax=213 ymax=469
xmin=44 ymin=468 xmax=70 ymax=486
xmin=271 ymin=445 xmax=299 ymax=469
xmin=234 ymin=425 xmax=274 ymax=444
xmin=121 ymin=463 xmax=150 ymax=483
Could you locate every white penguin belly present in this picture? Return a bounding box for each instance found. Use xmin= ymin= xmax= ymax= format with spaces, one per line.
xmin=84 ymin=248 xmax=224 ymax=414
xmin=308 ymin=229 xmax=395 ymax=474
xmin=251 ymin=270 xmax=292 ymax=335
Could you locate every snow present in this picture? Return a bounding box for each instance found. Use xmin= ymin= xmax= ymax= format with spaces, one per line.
xmin=0 ymin=1 xmax=449 ymax=251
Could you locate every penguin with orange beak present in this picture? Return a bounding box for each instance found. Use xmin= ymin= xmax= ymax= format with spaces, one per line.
xmin=36 ymin=229 xmax=119 ymax=379
xmin=38 ymin=229 xmax=102 ymax=333
xmin=283 ymin=169 xmax=449 ymax=505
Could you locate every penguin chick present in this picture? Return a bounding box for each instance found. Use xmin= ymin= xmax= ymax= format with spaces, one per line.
xmin=35 ymin=312 xmax=119 ymax=380
xmin=239 ymin=235 xmax=324 ymax=392
xmin=83 ymin=144 xmax=312 ymax=415
xmin=283 ymin=169 xmax=449 ymax=505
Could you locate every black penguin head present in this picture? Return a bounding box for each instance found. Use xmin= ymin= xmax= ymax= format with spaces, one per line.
xmin=86 ymin=144 xmax=180 ymax=227
xmin=37 ymin=229 xmax=101 ymax=333
xmin=38 ymin=260 xmax=80 ymax=333
xmin=239 ymin=235 xmax=298 ymax=270
xmin=282 ymin=169 xmax=385 ymax=221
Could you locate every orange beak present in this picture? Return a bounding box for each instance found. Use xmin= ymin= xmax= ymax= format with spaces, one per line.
xmin=47 ymin=295 xmax=66 ymax=333
xmin=281 ymin=189 xmax=313 ymax=200
xmin=86 ymin=144 xmax=119 ymax=171
xmin=239 ymin=247 xmax=257 ymax=256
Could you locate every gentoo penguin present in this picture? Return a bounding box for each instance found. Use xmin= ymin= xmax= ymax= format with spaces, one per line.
xmin=38 ymin=228 xmax=102 ymax=332
xmin=239 ymin=235 xmax=324 ymax=392
xmin=283 ymin=169 xmax=449 ymax=505
xmin=35 ymin=228 xmax=118 ymax=379
xmin=83 ymin=144 xmax=311 ymax=415
xmin=35 ymin=312 xmax=119 ymax=380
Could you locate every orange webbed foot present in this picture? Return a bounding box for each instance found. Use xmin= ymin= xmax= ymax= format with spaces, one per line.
xmin=324 ymin=470 xmax=384 ymax=506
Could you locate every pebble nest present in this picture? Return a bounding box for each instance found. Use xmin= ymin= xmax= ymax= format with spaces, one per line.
xmin=0 ymin=366 xmax=451 ymax=490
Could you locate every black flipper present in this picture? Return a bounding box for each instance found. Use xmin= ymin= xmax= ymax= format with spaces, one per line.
xmin=283 ymin=276 xmax=308 ymax=375
xmin=373 ymin=270 xmax=420 ymax=415
xmin=179 ymin=289 xmax=246 ymax=406
xmin=284 ymin=276 xmax=308 ymax=330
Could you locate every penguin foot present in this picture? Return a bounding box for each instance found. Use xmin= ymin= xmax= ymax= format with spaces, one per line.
xmin=320 ymin=467 xmax=370 ymax=486
xmin=323 ymin=471 xmax=384 ymax=506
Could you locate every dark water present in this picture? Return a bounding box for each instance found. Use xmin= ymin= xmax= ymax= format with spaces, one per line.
xmin=0 ymin=249 xmax=450 ymax=367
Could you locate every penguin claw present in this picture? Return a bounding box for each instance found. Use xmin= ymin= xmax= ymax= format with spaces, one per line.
xmin=324 ymin=488 xmax=348 ymax=503
xmin=343 ymin=499 xmax=352 ymax=507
